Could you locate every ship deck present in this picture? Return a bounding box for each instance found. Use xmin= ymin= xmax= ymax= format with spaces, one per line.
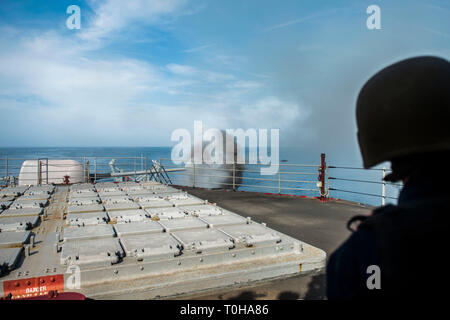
xmin=176 ymin=187 xmax=373 ymax=300
xmin=1 ymin=182 xmax=332 ymax=300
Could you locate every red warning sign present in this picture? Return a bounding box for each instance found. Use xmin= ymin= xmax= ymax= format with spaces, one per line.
xmin=3 ymin=274 xmax=64 ymax=299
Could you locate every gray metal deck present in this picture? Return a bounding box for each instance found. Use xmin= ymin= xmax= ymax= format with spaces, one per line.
xmin=180 ymin=187 xmax=373 ymax=300
xmin=0 ymin=182 xmax=327 ymax=299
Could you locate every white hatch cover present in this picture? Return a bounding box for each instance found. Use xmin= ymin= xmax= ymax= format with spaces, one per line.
xmin=63 ymin=225 xmax=115 ymax=241
xmin=0 ymin=207 xmax=43 ymax=217
xmin=0 ymin=200 xmax=13 ymax=210
xmin=119 ymin=233 xmax=182 ymax=262
xmin=60 ymin=238 xmax=124 ymax=267
xmin=19 ymin=193 xmax=51 ymax=201
xmin=100 ymin=196 xmax=133 ymax=203
xmin=0 ymin=216 xmax=39 ymax=231
xmin=0 ymin=231 xmax=31 ymax=248
xmin=69 ymin=193 xmax=99 ymax=200
xmin=70 ymin=184 xmax=95 ymax=191
xmin=68 ymin=197 xmax=100 ymax=206
xmin=107 ymin=209 xmax=148 ymax=223
xmin=10 ymin=199 xmax=47 ymax=209
xmin=133 ymin=195 xmax=173 ymax=209
xmin=96 ymin=186 xmax=122 ymax=192
xmin=0 ymin=186 xmax=29 ymax=197
xmin=146 ymin=207 xmax=188 ymax=220
xmin=199 ymin=215 xmax=248 ymax=228
xmin=171 ymin=229 xmax=235 ymax=254
xmin=0 ymin=247 xmax=22 ymax=274
xmin=161 ymin=193 xmax=206 ymax=206
xmin=124 ymin=190 xmax=153 ymax=197
xmin=25 ymin=185 xmax=54 ymax=194
xmin=98 ymin=190 xmax=127 ymax=197
xmin=103 ymin=202 xmax=140 ymax=212
xmin=67 ymin=203 xmax=105 ymax=214
xmin=146 ymin=185 xmax=180 ymax=193
xmin=113 ymin=221 xmax=163 ymax=237
xmin=121 ymin=185 xmax=145 ymax=191
xmin=219 ymin=223 xmax=282 ymax=247
xmin=180 ymin=204 xmax=224 ymax=217
xmin=158 ymin=217 xmax=208 ymax=232
xmin=65 ymin=211 xmax=109 ymax=226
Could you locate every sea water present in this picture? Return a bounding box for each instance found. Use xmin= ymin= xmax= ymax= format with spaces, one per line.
xmin=0 ymin=147 xmax=400 ymax=207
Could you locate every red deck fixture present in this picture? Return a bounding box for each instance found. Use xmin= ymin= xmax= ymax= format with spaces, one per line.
xmin=63 ymin=175 xmax=70 ymax=185
xmin=319 ymin=153 xmax=327 ymax=202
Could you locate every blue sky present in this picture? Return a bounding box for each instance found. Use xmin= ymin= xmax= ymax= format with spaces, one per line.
xmin=0 ymin=0 xmax=449 ymax=164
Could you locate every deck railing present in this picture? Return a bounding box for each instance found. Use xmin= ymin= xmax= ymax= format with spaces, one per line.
xmin=0 ymin=154 xmax=401 ymax=206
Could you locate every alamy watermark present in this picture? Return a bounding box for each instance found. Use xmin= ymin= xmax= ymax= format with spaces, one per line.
xmin=65 ymin=4 xmax=382 ymax=31
xmin=366 ymin=5 xmax=381 ymax=30
xmin=171 ymin=121 xmax=279 ymax=175
xmin=366 ymin=264 xmax=381 ymax=290
xmin=66 ymin=5 xmax=81 ymax=30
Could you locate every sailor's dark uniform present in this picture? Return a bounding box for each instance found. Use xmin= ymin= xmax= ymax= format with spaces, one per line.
xmin=326 ymin=170 xmax=450 ymax=299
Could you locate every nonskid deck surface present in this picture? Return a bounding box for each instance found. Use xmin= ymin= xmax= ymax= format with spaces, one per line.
xmin=0 ymin=181 xmax=326 ymax=299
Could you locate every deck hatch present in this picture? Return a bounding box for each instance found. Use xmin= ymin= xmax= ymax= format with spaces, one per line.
xmin=60 ymin=238 xmax=124 ymax=266
xmin=67 ymin=203 xmax=104 ymax=214
xmin=146 ymin=207 xmax=188 ymax=220
xmin=107 ymin=209 xmax=148 ymax=223
xmin=181 ymin=204 xmax=224 ymax=217
xmin=160 ymin=193 xmax=206 ymax=206
xmin=63 ymin=225 xmax=115 ymax=241
xmin=158 ymin=217 xmax=207 ymax=232
xmin=219 ymin=223 xmax=282 ymax=247
xmin=10 ymin=199 xmax=48 ymax=209
xmin=113 ymin=221 xmax=163 ymax=236
xmin=119 ymin=233 xmax=181 ymax=261
xmin=0 ymin=216 xmax=39 ymax=231
xmin=68 ymin=197 xmax=100 ymax=206
xmin=0 ymin=248 xmax=22 ymax=275
xmin=199 ymin=215 xmax=248 ymax=228
xmin=0 ymin=231 xmax=31 ymax=248
xmin=65 ymin=211 xmax=109 ymax=226
xmin=171 ymin=229 xmax=235 ymax=254
xmin=0 ymin=207 xmax=43 ymax=217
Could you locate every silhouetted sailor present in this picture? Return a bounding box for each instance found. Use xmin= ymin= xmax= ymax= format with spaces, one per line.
xmin=327 ymin=56 xmax=450 ymax=299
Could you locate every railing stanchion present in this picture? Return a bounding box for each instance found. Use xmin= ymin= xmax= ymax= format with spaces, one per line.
xmin=193 ymin=162 xmax=196 ymax=188
xmin=232 ymin=162 xmax=236 ymax=191
xmin=37 ymin=159 xmax=41 ymax=185
xmin=326 ymin=164 xmax=330 ymax=198
xmin=46 ymin=158 xmax=49 ymax=184
xmin=278 ymin=167 xmax=281 ymax=194
xmin=145 ymin=155 xmax=148 ymax=181
xmin=158 ymin=158 xmax=162 ymax=183
xmin=94 ymin=157 xmax=97 ymax=183
xmin=319 ymin=153 xmax=327 ymax=202
xmin=382 ymin=167 xmax=386 ymax=206
xmin=82 ymin=157 xmax=85 ymax=183
xmin=86 ymin=161 xmax=90 ymax=183
xmin=5 ymin=157 xmax=8 ymax=186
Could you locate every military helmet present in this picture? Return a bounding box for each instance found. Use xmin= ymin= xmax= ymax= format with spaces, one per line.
xmin=356 ymin=56 xmax=450 ymax=168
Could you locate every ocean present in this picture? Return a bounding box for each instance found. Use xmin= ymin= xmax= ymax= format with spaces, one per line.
xmin=0 ymin=147 xmax=400 ymax=207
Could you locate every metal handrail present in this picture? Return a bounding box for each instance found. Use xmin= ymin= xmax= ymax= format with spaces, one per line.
xmin=0 ymin=154 xmax=401 ymax=206
xmin=328 ymin=165 xmax=392 ymax=172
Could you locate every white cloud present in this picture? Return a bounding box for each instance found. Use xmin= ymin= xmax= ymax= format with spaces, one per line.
xmin=182 ymin=44 xmax=214 ymax=53
xmin=166 ymin=63 xmax=234 ymax=82
xmin=166 ymin=63 xmax=197 ymax=76
xmin=226 ymin=81 xmax=262 ymax=89
xmin=0 ymin=27 xmax=305 ymax=146
xmin=81 ymin=0 xmax=189 ymax=41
